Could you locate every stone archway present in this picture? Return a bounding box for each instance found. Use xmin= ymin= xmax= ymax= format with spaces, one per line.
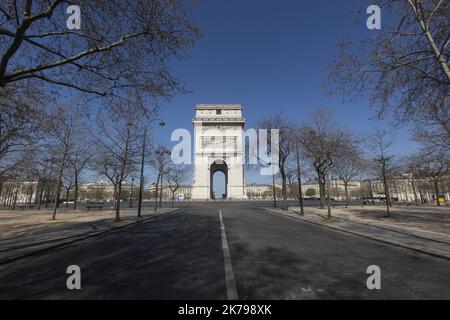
xmin=210 ymin=160 xmax=228 ymax=199
xmin=192 ymin=104 xmax=246 ymax=200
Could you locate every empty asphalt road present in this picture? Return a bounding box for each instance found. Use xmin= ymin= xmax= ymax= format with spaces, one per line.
xmin=1 ymin=202 xmax=450 ymax=299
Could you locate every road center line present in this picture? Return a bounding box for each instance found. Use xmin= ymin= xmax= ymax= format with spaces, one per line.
xmin=219 ymin=209 xmax=238 ymax=300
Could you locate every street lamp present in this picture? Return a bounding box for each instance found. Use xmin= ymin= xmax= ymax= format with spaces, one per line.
xmin=295 ymin=141 xmax=305 ymax=215
xmin=137 ymin=118 xmax=165 ymax=218
xmin=267 ymin=160 xmax=277 ymax=208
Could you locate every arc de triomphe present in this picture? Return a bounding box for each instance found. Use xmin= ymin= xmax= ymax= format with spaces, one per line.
xmin=191 ymin=104 xmax=246 ymax=200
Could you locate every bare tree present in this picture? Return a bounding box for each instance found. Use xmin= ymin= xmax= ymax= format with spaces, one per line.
xmin=0 ymin=0 xmax=200 ymax=100
xmin=165 ymin=166 xmax=187 ymax=208
xmin=133 ymin=103 xmax=165 ymax=218
xmin=149 ymin=146 xmax=171 ymax=211
xmin=46 ymin=106 xmax=88 ymax=220
xmin=367 ymin=130 xmax=401 ymax=217
xmin=29 ymin=148 xmax=57 ymax=210
xmin=0 ymin=85 xmax=46 ymax=176
xmin=404 ymin=153 xmax=425 ymax=205
xmin=69 ymin=148 xmax=92 ymax=210
xmin=298 ymin=109 xmax=352 ymax=217
xmin=0 ymin=1 xmax=201 ymax=216
xmin=258 ymin=114 xmax=295 ymax=211
xmin=61 ymin=166 xmax=74 ymax=208
xmin=416 ymin=148 xmax=449 ymax=206
xmin=65 ymin=119 xmax=93 ymax=211
xmin=285 ymin=165 xmax=297 ymax=199
xmin=1 ymin=163 xmax=32 ymax=209
xmin=93 ymin=105 xmax=141 ymax=222
xmin=333 ymin=145 xmax=364 ymax=207
xmin=328 ymin=0 xmax=449 ymax=150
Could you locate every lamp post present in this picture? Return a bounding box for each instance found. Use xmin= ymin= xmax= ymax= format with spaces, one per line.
xmin=326 ymin=174 xmax=332 ymax=219
xmin=267 ymin=160 xmax=277 ymax=208
xmin=272 ymin=162 xmax=276 ymax=208
xmin=295 ymin=141 xmax=304 ymax=215
xmin=137 ymin=119 xmax=165 ymax=218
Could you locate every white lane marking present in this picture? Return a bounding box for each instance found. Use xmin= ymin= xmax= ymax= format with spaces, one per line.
xmin=219 ymin=210 xmax=238 ymax=300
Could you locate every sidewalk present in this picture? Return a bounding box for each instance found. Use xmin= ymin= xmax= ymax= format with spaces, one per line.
xmin=261 ymin=205 xmax=450 ymax=260
xmin=0 ymin=207 xmax=180 ymax=265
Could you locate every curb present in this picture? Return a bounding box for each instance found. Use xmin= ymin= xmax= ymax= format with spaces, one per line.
xmin=260 ymin=207 xmax=450 ymax=261
xmin=0 ymin=208 xmax=181 ymax=266
xmin=291 ymin=209 xmax=450 ymax=246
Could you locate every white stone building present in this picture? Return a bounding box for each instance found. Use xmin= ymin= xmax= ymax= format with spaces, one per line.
xmin=191 ymin=104 xmax=246 ymax=200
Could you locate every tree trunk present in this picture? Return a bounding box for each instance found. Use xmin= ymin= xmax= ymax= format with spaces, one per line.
xmin=52 ymin=149 xmax=68 ymax=220
xmin=12 ymin=184 xmax=19 ymax=210
xmin=295 ymin=143 xmax=304 ymax=215
xmin=408 ymin=0 xmax=450 ymax=82
xmin=326 ymin=176 xmax=331 ymax=219
xmin=368 ymin=180 xmax=374 ymax=198
xmin=317 ymin=171 xmax=326 ymax=209
xmin=272 ymin=173 xmax=277 ymax=208
xmin=434 ymin=181 xmax=441 ymax=206
xmin=137 ymin=132 xmax=146 ymax=218
xmin=37 ymin=181 xmax=44 ymax=210
xmin=386 ymin=181 xmax=393 ymax=208
xmin=112 ymin=184 xmax=117 ymax=209
xmin=73 ymin=171 xmax=78 ymax=210
xmin=281 ymin=173 xmax=288 ymax=211
xmin=382 ymin=173 xmax=390 ymax=217
xmin=344 ymin=182 xmax=349 ymax=208
xmin=28 ymin=189 xmax=32 ymax=205
xmin=154 ymin=173 xmax=160 ymax=212
xmin=411 ymin=179 xmax=419 ymax=206
xmin=115 ymin=181 xmax=122 ymax=222
xmin=159 ymin=170 xmax=164 ymax=208
xmin=44 ymin=187 xmax=49 ymax=208
xmin=65 ymin=188 xmax=70 ymax=208
xmin=171 ymin=192 xmax=175 ymax=208
xmin=5 ymin=186 xmax=11 ymax=207
xmin=417 ymin=183 xmax=424 ymax=204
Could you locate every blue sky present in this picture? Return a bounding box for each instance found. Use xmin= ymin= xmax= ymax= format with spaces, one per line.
xmin=147 ymin=1 xmax=418 ymax=190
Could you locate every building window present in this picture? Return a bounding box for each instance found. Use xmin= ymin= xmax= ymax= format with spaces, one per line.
xmin=216 ymin=109 xmax=221 ymax=115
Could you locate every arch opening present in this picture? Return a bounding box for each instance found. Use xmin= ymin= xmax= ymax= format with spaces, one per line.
xmin=210 ymin=160 xmax=228 ymax=200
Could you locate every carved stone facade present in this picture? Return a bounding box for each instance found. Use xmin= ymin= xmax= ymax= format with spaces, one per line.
xmin=191 ymin=104 xmax=246 ymax=200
